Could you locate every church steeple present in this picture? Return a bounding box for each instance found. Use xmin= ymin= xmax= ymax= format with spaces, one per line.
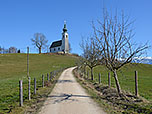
xmin=62 ymin=21 xmax=69 ymax=53
xmin=63 ymin=21 xmax=67 ymax=32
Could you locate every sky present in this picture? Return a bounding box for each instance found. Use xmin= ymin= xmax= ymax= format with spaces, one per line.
xmin=0 ymin=0 xmax=152 ymax=56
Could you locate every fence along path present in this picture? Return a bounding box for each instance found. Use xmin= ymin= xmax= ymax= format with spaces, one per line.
xmin=19 ymin=68 xmax=65 ymax=107
xmin=38 ymin=67 xmax=106 ymax=114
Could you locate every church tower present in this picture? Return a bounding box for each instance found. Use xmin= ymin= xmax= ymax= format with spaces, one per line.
xmin=62 ymin=21 xmax=69 ymax=53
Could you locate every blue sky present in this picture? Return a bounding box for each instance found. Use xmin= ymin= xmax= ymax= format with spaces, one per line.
xmin=0 ymin=0 xmax=152 ymax=56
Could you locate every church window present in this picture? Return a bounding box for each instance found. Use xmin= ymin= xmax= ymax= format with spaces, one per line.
xmin=66 ymin=35 xmax=68 ymax=38
xmin=58 ymin=47 xmax=60 ymax=50
xmin=54 ymin=48 xmax=55 ymax=51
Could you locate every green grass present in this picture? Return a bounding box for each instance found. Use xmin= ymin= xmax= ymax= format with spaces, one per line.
xmin=0 ymin=53 xmax=78 ymax=113
xmin=86 ymin=63 xmax=152 ymax=101
xmin=11 ymin=71 xmax=63 ymax=114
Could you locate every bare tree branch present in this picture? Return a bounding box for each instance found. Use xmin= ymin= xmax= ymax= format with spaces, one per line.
xmin=31 ymin=33 xmax=48 ymax=54
xmin=93 ymin=9 xmax=149 ymax=96
xmin=80 ymin=37 xmax=101 ymax=80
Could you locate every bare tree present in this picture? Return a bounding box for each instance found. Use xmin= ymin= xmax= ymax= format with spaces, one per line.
xmin=9 ymin=47 xmax=17 ymax=53
xmin=31 ymin=33 xmax=48 ymax=54
xmin=80 ymin=37 xmax=101 ymax=80
xmin=75 ymin=57 xmax=86 ymax=72
xmin=69 ymin=43 xmax=72 ymax=53
xmin=93 ymin=10 xmax=149 ymax=96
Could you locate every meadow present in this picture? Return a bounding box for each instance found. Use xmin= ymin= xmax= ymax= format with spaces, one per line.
xmin=87 ymin=63 xmax=152 ymax=101
xmin=0 ymin=53 xmax=78 ymax=113
xmin=0 ymin=53 xmax=151 ymax=113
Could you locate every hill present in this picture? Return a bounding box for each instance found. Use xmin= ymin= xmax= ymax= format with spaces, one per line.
xmin=132 ymin=57 xmax=152 ymax=64
xmin=0 ymin=53 xmax=78 ymax=113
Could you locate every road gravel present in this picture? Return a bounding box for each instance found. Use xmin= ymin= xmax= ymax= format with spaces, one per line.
xmin=38 ymin=67 xmax=106 ymax=114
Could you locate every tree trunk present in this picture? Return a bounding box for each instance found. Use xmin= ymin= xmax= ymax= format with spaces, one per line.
xmin=84 ymin=65 xmax=86 ymax=75
xmin=39 ymin=47 xmax=41 ymax=54
xmin=90 ymin=67 xmax=94 ymax=80
xmin=113 ymin=69 xmax=122 ymax=95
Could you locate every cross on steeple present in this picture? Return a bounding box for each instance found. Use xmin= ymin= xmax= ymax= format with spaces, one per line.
xmin=64 ymin=20 xmax=66 ymax=25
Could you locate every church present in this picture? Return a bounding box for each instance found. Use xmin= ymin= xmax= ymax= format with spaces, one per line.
xmin=50 ymin=22 xmax=69 ymax=53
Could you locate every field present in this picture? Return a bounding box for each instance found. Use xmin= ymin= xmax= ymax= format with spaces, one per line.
xmin=0 ymin=53 xmax=152 ymax=113
xmin=87 ymin=63 xmax=152 ymax=101
xmin=0 ymin=53 xmax=78 ymax=113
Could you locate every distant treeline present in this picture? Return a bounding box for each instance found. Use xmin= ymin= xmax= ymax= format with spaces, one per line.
xmin=0 ymin=46 xmax=20 ymax=54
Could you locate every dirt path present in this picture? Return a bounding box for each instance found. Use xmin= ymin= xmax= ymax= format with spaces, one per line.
xmin=38 ymin=67 xmax=106 ymax=114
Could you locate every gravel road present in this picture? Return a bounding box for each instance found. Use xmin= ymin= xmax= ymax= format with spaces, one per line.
xmin=38 ymin=67 xmax=106 ymax=114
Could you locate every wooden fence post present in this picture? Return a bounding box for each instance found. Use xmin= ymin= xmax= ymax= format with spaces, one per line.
xmin=47 ymin=73 xmax=49 ymax=81
xmin=54 ymin=70 xmax=56 ymax=77
xmin=87 ymin=71 xmax=89 ymax=79
xmin=27 ymin=47 xmax=29 ymax=77
xmin=42 ymin=75 xmax=44 ymax=87
xmin=108 ymin=72 xmax=111 ymax=87
xmin=82 ymin=71 xmax=84 ymax=78
xmin=19 ymin=80 xmax=23 ymax=106
xmin=84 ymin=66 xmax=86 ymax=76
xmin=50 ymin=72 xmax=52 ymax=81
xmin=135 ymin=71 xmax=138 ymax=96
xmin=99 ymin=73 xmax=101 ymax=84
xmin=52 ymin=71 xmax=53 ymax=78
xmin=28 ymin=77 xmax=31 ymax=100
xmin=34 ymin=78 xmax=36 ymax=95
xmin=52 ymin=71 xmax=54 ymax=78
xmin=53 ymin=71 xmax=55 ymax=78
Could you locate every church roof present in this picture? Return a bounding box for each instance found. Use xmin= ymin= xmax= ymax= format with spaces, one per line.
xmin=50 ymin=40 xmax=62 ymax=48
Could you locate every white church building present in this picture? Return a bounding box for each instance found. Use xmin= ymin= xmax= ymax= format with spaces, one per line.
xmin=50 ymin=22 xmax=69 ymax=53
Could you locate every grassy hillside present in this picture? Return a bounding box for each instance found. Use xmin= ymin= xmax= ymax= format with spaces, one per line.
xmin=0 ymin=53 xmax=78 ymax=113
xmin=86 ymin=63 xmax=152 ymax=101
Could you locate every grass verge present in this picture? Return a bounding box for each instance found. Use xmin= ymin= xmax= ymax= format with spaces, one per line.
xmin=73 ymin=68 xmax=152 ymax=114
